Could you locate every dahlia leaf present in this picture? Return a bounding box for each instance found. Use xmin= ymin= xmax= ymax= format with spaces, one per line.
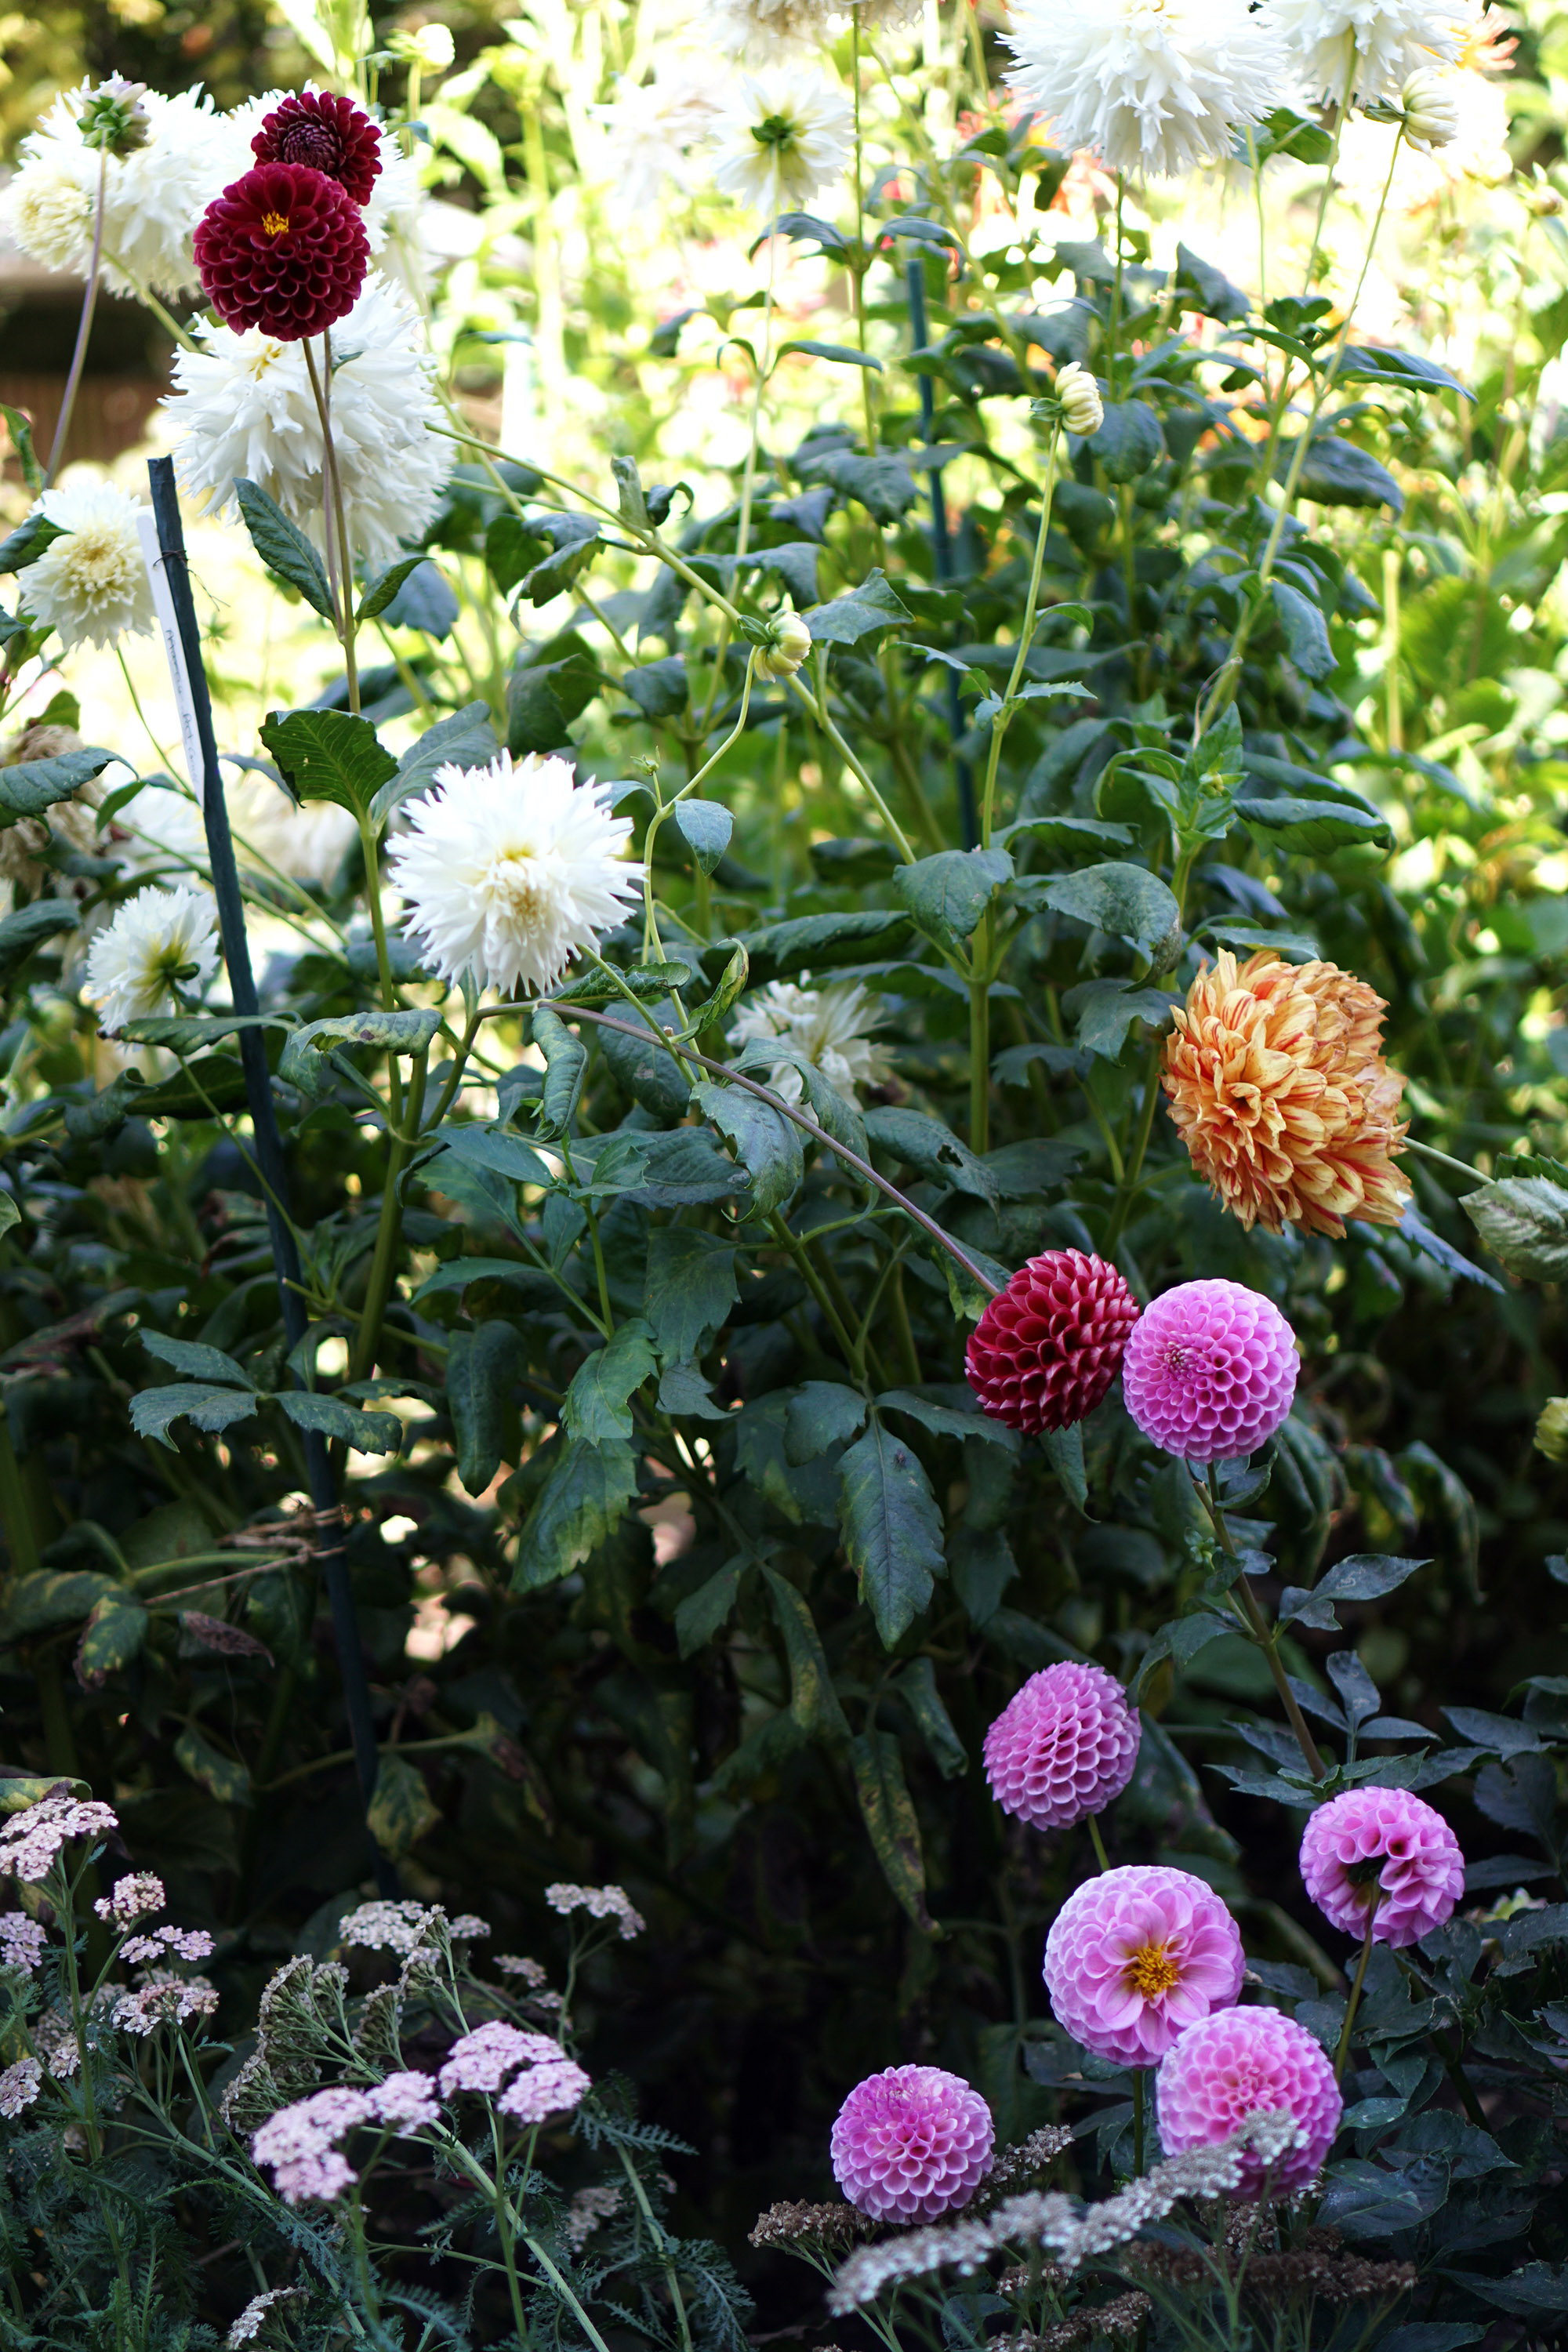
xmin=674 ymin=797 xmax=732 ymax=876
xmin=880 ymin=1388 xmax=1016 ymax=1452
xmin=675 ymin=1559 xmax=747 ymax=1659
xmin=762 ymin=1565 xmax=851 ymax=1744
xmin=848 ymin=1729 xmax=935 ymax=1933
xmin=260 ymin=706 xmax=398 ymax=819
xmin=1235 ymin=795 xmax=1394 ymax=853
xmin=130 ymin=1382 xmax=260 ymax=1450
xmin=893 ymin=846 xmax=1013 ymax=952
xmin=1094 ymin=400 xmax=1165 ymax=484
xmin=274 ymin=1392 xmax=404 ymax=1454
xmin=693 ymin=1078 xmax=804 ymax=1218
xmin=0 ymin=898 xmax=80 ymax=985
xmin=355 ymin=554 xmax=432 ymax=624
xmin=0 ymin=1570 xmax=120 ymax=1640
xmin=837 ymin=1417 xmax=945 ymax=1646
xmin=1041 ymin=1424 xmax=1087 ymax=1511
xmin=893 ymin=1656 xmax=968 ymax=1780
xmin=865 ymin=1106 xmax=996 ymax=1204
xmin=0 ymin=405 xmax=42 ymax=495
xmin=806 ymin=565 xmax=915 ymax=641
xmin=234 ymin=478 xmax=335 ymax=620
xmin=445 ymin=1322 xmax=518 ymax=1497
xmin=561 ymin=1318 xmax=659 ymax=1446
xmin=736 ymin=907 xmax=913 ymax=988
xmin=645 ymin=1232 xmax=738 ymax=1366
xmin=365 ymin=1753 xmax=441 ymax=1860
xmin=512 ymin=1436 xmax=640 ymax=1592
xmin=141 ymin=1331 xmax=257 ymax=1390
xmin=74 ymin=1594 xmax=149 ymax=1691
xmin=656 ymin=1361 xmax=729 ymax=1423
xmin=1461 ymin=1174 xmax=1568 ymax=1283
xmin=1036 ymin=860 xmax=1181 ymax=964
xmin=1275 ymin=434 xmax=1404 ymax=515
xmin=1269 ymin=579 xmax=1336 ymax=680
xmin=173 ymin=1725 xmax=250 ymax=1808
xmin=0 ymin=746 xmax=119 ymax=820
xmin=784 ymin=1381 xmax=868 ymax=1465
xmin=529 ymin=1004 xmax=587 ymax=1137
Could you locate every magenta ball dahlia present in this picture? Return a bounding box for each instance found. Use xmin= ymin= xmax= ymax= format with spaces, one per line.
xmin=966 ymin=1250 xmax=1140 ymax=1434
xmin=1156 ymin=2006 xmax=1342 ymax=2195
xmin=1120 ymin=1279 xmax=1298 ymax=1464
xmin=1044 ymin=1864 xmax=1245 ymax=2069
xmin=984 ymin=1663 xmax=1142 ymax=1831
xmin=194 ymin=162 xmax=370 ymax=341
xmin=252 ymin=89 xmax=383 ymax=206
xmin=829 ymin=2065 xmax=994 ymax=2223
xmin=1299 ymin=1786 xmax=1465 ymax=1950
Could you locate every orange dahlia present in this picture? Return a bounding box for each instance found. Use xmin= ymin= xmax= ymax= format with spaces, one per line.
xmin=1160 ymin=949 xmax=1411 ymax=1238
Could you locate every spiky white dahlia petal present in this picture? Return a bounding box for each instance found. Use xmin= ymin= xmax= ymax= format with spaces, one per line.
xmin=1271 ymin=0 xmax=1467 ymax=103
xmin=21 ymin=481 xmax=155 ymax=652
xmin=730 ymin=978 xmax=891 ymax=1102
xmin=84 ymin=884 xmax=221 ymax=1032
xmin=710 ymin=71 xmax=854 ymax=209
xmin=1004 ymin=0 xmax=1288 ymax=178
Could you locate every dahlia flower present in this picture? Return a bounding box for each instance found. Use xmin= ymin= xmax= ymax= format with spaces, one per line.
xmin=166 ymin=275 xmax=451 ymax=570
xmin=983 ymin=1662 xmax=1142 ymax=1830
xmin=830 ymin=2065 xmax=994 ymax=2221
xmin=965 ymin=1250 xmax=1140 ymax=1435
xmin=250 ymin=89 xmax=383 ymax=205
xmin=1055 ymin=362 xmax=1105 ymax=436
xmin=215 ymin=90 xmax=420 ymax=256
xmin=1120 ymin=1279 xmax=1298 ymax=1464
xmin=84 ymin=884 xmax=221 ymax=1033
xmin=5 ymin=82 xmax=231 ymax=297
xmin=1043 ymin=1864 xmax=1245 ymax=2067
xmin=1271 ymin=0 xmax=1468 ymax=103
xmin=1298 ymin=1787 xmax=1464 ymax=1948
xmin=19 ymin=481 xmax=154 ymax=654
xmin=731 ymin=979 xmax=891 ymax=1104
xmin=1400 ymin=64 xmax=1462 ymax=143
xmin=594 ymin=58 xmax=726 ymax=208
xmin=194 ymin=160 xmax=368 ymax=339
xmin=1161 ymin=951 xmax=1411 ymax=1240
xmin=1156 ymin=2007 xmax=1341 ymax=2194
xmin=388 ymin=753 xmax=641 ymax=1000
xmin=1003 ymin=0 xmax=1287 ymax=180
xmin=711 ymin=71 xmax=855 ymax=211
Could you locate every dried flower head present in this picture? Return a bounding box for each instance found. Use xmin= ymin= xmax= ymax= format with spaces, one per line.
xmin=227 ymin=2286 xmax=307 ymax=2347
xmin=1156 ymin=2007 xmax=1341 ymax=2194
xmin=1044 ymin=1864 xmax=1245 ymax=2067
xmin=1120 ymin=1279 xmax=1298 ymax=1464
xmin=1299 ymin=1786 xmax=1465 ymax=1948
xmin=251 ymin=89 xmax=383 ymax=205
xmin=20 ymin=480 xmax=155 ymax=654
xmin=0 ymin=2057 xmax=42 ymax=2117
xmin=84 ymin=884 xmax=221 ymax=1034
xmin=965 ymin=1250 xmax=1140 ymax=1436
xmin=831 ymin=2065 xmax=995 ymax=2222
xmin=1161 ymin=951 xmax=1411 ymax=1238
xmin=194 ymin=161 xmax=369 ymax=340
xmin=1004 ymin=0 xmax=1287 ymax=178
xmin=748 ymin=2200 xmax=875 ymax=2250
xmin=983 ymin=1662 xmax=1142 ymax=1831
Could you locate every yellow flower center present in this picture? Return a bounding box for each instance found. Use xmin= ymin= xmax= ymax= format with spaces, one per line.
xmin=260 ymin=209 xmax=291 ymax=238
xmin=485 ymin=848 xmax=551 ymax=927
xmin=1123 ymin=1940 xmax=1181 ymax=1999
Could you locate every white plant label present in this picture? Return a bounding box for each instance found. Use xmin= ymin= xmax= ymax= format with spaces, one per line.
xmin=136 ymin=510 xmax=208 ymax=811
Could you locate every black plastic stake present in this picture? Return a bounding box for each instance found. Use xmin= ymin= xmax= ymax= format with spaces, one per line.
xmin=145 ymin=456 xmax=395 ymax=1896
xmin=906 ymin=257 xmax=978 ymax=850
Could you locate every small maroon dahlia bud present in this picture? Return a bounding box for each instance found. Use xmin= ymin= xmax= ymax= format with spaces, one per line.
xmin=252 ymin=89 xmax=383 ymax=206
xmin=194 ymin=163 xmax=369 ymax=342
xmin=965 ymin=1250 xmax=1139 ymax=1434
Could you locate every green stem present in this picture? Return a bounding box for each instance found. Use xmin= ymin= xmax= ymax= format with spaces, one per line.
xmin=350 ymin=1051 xmax=427 ymax=1387
xmin=789 ymin=655 xmax=916 ymax=863
xmin=1201 ymin=1469 xmax=1327 ymax=1780
xmin=303 ymin=335 xmax=361 ymax=717
xmin=1087 ymin=1814 xmax=1112 ymax=1872
xmin=969 ymin=964 xmax=990 ymax=1155
xmin=979 ymin=420 xmax=1062 ymax=849
xmin=616 ymin=2145 xmax=695 ymax=2352
xmin=1132 ymin=2068 xmax=1146 ymax=2176
xmin=1102 ymin=1040 xmax=1163 ymax=1252
xmin=1334 ymin=1907 xmax=1379 ymax=2081
xmin=46 ymin=143 xmax=106 ymax=486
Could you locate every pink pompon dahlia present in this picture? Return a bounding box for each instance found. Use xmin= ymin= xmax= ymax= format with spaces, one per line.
xmin=194 ymin=162 xmax=368 ymax=340
xmin=984 ymin=1663 xmax=1142 ymax=1831
xmin=966 ymin=1250 xmax=1140 ymax=1434
xmin=1120 ymin=1279 xmax=1298 ymax=1464
xmin=1156 ymin=2006 xmax=1341 ymax=2195
xmin=1299 ymin=1787 xmax=1465 ymax=1950
xmin=1044 ymin=1864 xmax=1245 ymax=2068
xmin=251 ymin=89 xmax=383 ymax=206
xmin=830 ymin=2065 xmax=994 ymax=2223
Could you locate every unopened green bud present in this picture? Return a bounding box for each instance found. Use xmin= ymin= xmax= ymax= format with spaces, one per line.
xmin=1535 ymin=1398 xmax=1568 ymax=1463
xmin=78 ymin=78 xmax=148 ymax=155
xmin=389 ymin=23 xmax=456 ymax=71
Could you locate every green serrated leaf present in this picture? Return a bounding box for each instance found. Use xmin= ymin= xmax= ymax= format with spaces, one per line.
xmin=365 ymin=1752 xmax=440 ymax=1856
xmin=446 ymin=1321 xmax=518 ymax=1495
xmin=174 ymin=1725 xmax=251 ymax=1806
xmin=838 ymin=1417 xmax=946 ymax=1646
xmin=850 ymin=1729 xmax=936 ymax=1933
xmin=260 ymin=707 xmax=398 ymax=820
xmin=513 ymin=1436 xmax=640 ymax=1591
xmin=561 ymin=1317 xmax=659 ymax=1445
xmin=235 ymin=477 xmax=335 ymax=619
xmin=274 ymin=1390 xmax=404 ymax=1454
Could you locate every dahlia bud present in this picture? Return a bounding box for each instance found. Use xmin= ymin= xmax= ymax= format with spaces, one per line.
xmin=1524 ymin=168 xmax=1563 ymax=216
xmin=1054 ymin=361 xmax=1104 ymax=437
xmin=1535 ymin=1398 xmax=1568 ymax=1462
xmin=389 ymin=23 xmax=456 ymax=70
xmin=753 ymin=612 xmax=813 ymax=681
xmin=78 ymin=78 xmax=149 ymax=155
xmin=965 ymin=1250 xmax=1139 ymax=1435
xmin=1399 ymin=67 xmax=1461 ymax=151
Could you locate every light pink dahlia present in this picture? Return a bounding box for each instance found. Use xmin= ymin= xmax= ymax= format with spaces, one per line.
xmin=829 ymin=2064 xmax=994 ymax=2223
xmin=1120 ymin=1279 xmax=1298 ymax=1464
xmin=1043 ymin=1864 xmax=1245 ymax=2068
xmin=984 ymin=1663 xmax=1142 ymax=1831
xmin=1299 ymin=1787 xmax=1465 ymax=1950
xmin=1156 ymin=2006 xmax=1341 ymax=2194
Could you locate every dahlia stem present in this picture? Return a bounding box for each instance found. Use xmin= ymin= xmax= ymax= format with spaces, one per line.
xmin=1131 ymin=2069 xmax=1147 ymax=2176
xmin=1102 ymin=1040 xmax=1163 ymax=1254
xmin=1200 ymin=1467 xmax=1327 ymax=1781
xmin=1087 ymin=1814 xmax=1112 ymax=1873
xmin=1334 ymin=1904 xmax=1380 ymax=2081
xmin=47 ymin=143 xmax=107 ymax=487
xmin=303 ymin=332 xmax=361 ymax=716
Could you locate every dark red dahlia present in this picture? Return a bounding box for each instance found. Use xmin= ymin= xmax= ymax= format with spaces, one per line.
xmin=965 ymin=1250 xmax=1139 ymax=1435
xmin=252 ymin=89 xmax=383 ymax=206
xmin=194 ymin=163 xmax=369 ymax=342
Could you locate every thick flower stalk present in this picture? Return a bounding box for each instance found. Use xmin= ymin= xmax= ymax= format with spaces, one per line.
xmin=983 ymin=1662 xmax=1142 ymax=1830
xmin=965 ymin=1250 xmax=1139 ymax=1434
xmin=1298 ymin=1787 xmax=1465 ymax=1947
xmin=1156 ymin=2007 xmax=1341 ymax=2193
xmin=1120 ymin=1279 xmax=1298 ymax=1463
xmin=1161 ymin=951 xmax=1412 ymax=1239
xmin=1043 ymin=1864 xmax=1245 ymax=2067
xmin=1003 ymin=0 xmax=1287 ymax=178
xmin=830 ymin=2065 xmax=994 ymax=2221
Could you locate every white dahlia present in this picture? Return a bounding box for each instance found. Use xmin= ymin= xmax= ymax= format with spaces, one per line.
xmin=5 ymin=82 xmax=230 ymax=298
xmin=387 ymin=753 xmax=644 ymax=998
xmin=731 ymin=978 xmax=891 ymax=1102
xmin=84 ymin=884 xmax=221 ymax=1032
xmin=710 ymin=71 xmax=855 ymax=211
xmin=593 ymin=58 xmax=724 ymax=209
xmin=20 ymin=480 xmax=155 ymax=653
xmin=1004 ymin=0 xmax=1287 ymax=179
xmin=165 ymin=274 xmax=451 ymax=571
xmin=1271 ymin=0 xmax=1468 ymax=103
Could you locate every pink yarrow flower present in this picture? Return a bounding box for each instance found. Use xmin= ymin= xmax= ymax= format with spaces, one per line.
xmin=984 ymin=1663 xmax=1142 ymax=1831
xmin=1299 ymin=1787 xmax=1465 ymax=1949
xmin=95 ymin=1873 xmax=165 ymax=1926
xmin=252 ymin=2086 xmax=372 ymax=2205
xmin=0 ymin=1915 xmax=47 ymax=1972
xmin=438 ymin=2019 xmax=560 ymax=2096
xmin=1156 ymin=2006 xmax=1341 ymax=2194
xmin=1044 ymin=1864 xmax=1245 ymax=2067
xmin=496 ymin=2056 xmax=592 ymax=2125
xmin=368 ymin=2071 xmax=441 ymax=2132
xmin=1120 ymin=1279 xmax=1298 ymax=1464
xmin=0 ymin=1794 xmax=118 ymax=1883
xmin=830 ymin=2065 xmax=994 ymax=2223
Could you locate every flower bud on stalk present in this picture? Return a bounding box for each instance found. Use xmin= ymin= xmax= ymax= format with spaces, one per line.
xmin=1535 ymin=1398 xmax=1568 ymax=1461
xmin=389 ymin=23 xmax=456 ymax=69
xmin=1054 ymin=360 xmax=1104 ymax=437
xmin=78 ymin=77 xmax=148 ymax=155
xmin=1525 ymin=168 xmax=1564 ymax=216
xmin=1399 ymin=67 xmax=1461 ymax=150
xmin=753 ymin=611 xmax=813 ymax=681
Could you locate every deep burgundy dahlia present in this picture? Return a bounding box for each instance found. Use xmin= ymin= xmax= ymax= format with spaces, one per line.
xmin=252 ymin=89 xmax=383 ymax=206
xmin=194 ymin=163 xmax=369 ymax=341
xmin=965 ymin=1250 xmax=1139 ymax=1434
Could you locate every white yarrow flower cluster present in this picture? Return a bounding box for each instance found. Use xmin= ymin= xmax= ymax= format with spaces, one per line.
xmin=5 ymin=82 xmax=230 ymax=297
xmin=1004 ymin=0 xmax=1288 ymax=178
xmin=388 ymin=753 xmax=643 ymax=999
xmin=84 ymin=884 xmax=221 ymax=1033
xmin=113 ymin=1973 xmax=220 ymax=2036
xmin=545 ymin=1882 xmax=647 ymax=1939
xmin=1272 ymin=0 xmax=1468 ymax=103
xmin=227 ymin=2287 xmax=306 ymax=2347
xmin=0 ymin=1794 xmax=118 ymax=1884
xmin=166 ymin=276 xmax=452 ymax=572
xmin=20 ymin=481 xmax=155 ymax=653
xmin=731 ymin=979 xmax=892 ymax=1105
xmin=711 ymin=71 xmax=855 ymax=209
xmin=338 ymin=1899 xmax=441 ymax=1956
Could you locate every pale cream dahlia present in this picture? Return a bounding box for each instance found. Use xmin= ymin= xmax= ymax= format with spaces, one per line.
xmin=1160 ymin=950 xmax=1410 ymax=1238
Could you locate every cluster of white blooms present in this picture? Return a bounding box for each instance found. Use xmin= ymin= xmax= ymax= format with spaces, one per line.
xmin=113 ymin=1972 xmax=220 ymax=2037
xmin=95 ymin=1872 xmax=167 ymax=1926
xmin=0 ymin=1793 xmax=117 ymax=1884
xmin=1272 ymin=0 xmax=1468 ymax=103
xmin=5 ymin=82 xmax=230 ymax=297
xmin=339 ymin=1898 xmax=443 ymax=1956
xmin=449 ymin=1913 xmax=490 ymax=1940
xmin=828 ymin=2113 xmax=1308 ymax=2310
xmin=1005 ymin=0 xmax=1288 ymax=179
xmin=84 ymin=884 xmax=221 ymax=1033
xmin=120 ymin=1925 xmax=216 ymax=1964
xmin=18 ymin=481 xmax=154 ymax=655
xmin=495 ymin=1953 xmax=550 ymax=1984
xmin=731 ymin=978 xmax=892 ymax=1105
xmin=226 ymin=2286 xmax=306 ymax=2347
xmin=0 ymin=2057 xmax=42 ymax=2117
xmin=546 ymin=1882 xmax=647 ymax=1940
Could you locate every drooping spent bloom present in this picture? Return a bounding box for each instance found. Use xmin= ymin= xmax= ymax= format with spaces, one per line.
xmin=731 ymin=979 xmax=891 ymax=1105
xmin=967 ymin=1251 xmax=1140 ymax=1435
xmin=95 ymin=1873 xmax=167 ymax=1926
xmin=194 ymin=161 xmax=368 ymax=339
xmin=388 ymin=753 xmax=642 ymax=1000
xmin=0 ymin=1792 xmax=118 ymax=1883
xmin=84 ymin=884 xmax=221 ymax=1033
xmin=227 ymin=2288 xmax=307 ymax=2347
xmin=1156 ymin=2007 xmax=1341 ymax=2194
xmin=1400 ymin=64 xmax=1462 ymax=143
xmin=18 ymin=481 xmax=155 ymax=654
xmin=250 ymin=89 xmax=383 ymax=205
xmin=1299 ymin=1787 xmax=1464 ymax=1949
xmin=0 ymin=1915 xmax=48 ymax=1972
xmin=1121 ymin=1280 xmax=1298 ymax=1465
xmin=166 ymin=275 xmax=450 ymax=571
xmin=1161 ymin=952 xmax=1411 ymax=1239
xmin=984 ymin=1663 xmax=1142 ymax=1831
xmin=1271 ymin=0 xmax=1468 ymax=103
xmin=830 ymin=2066 xmax=994 ymax=2222
xmin=5 ymin=82 xmax=230 ymax=297
xmin=545 ymin=1882 xmax=646 ymax=1939
xmin=1054 ymin=362 xmax=1105 ymax=436
xmin=1043 ymin=1864 xmax=1245 ymax=2067
xmin=1003 ymin=0 xmax=1287 ymax=179
xmin=711 ymin=71 xmax=855 ymax=210
xmin=252 ymin=2085 xmax=372 ymax=2204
